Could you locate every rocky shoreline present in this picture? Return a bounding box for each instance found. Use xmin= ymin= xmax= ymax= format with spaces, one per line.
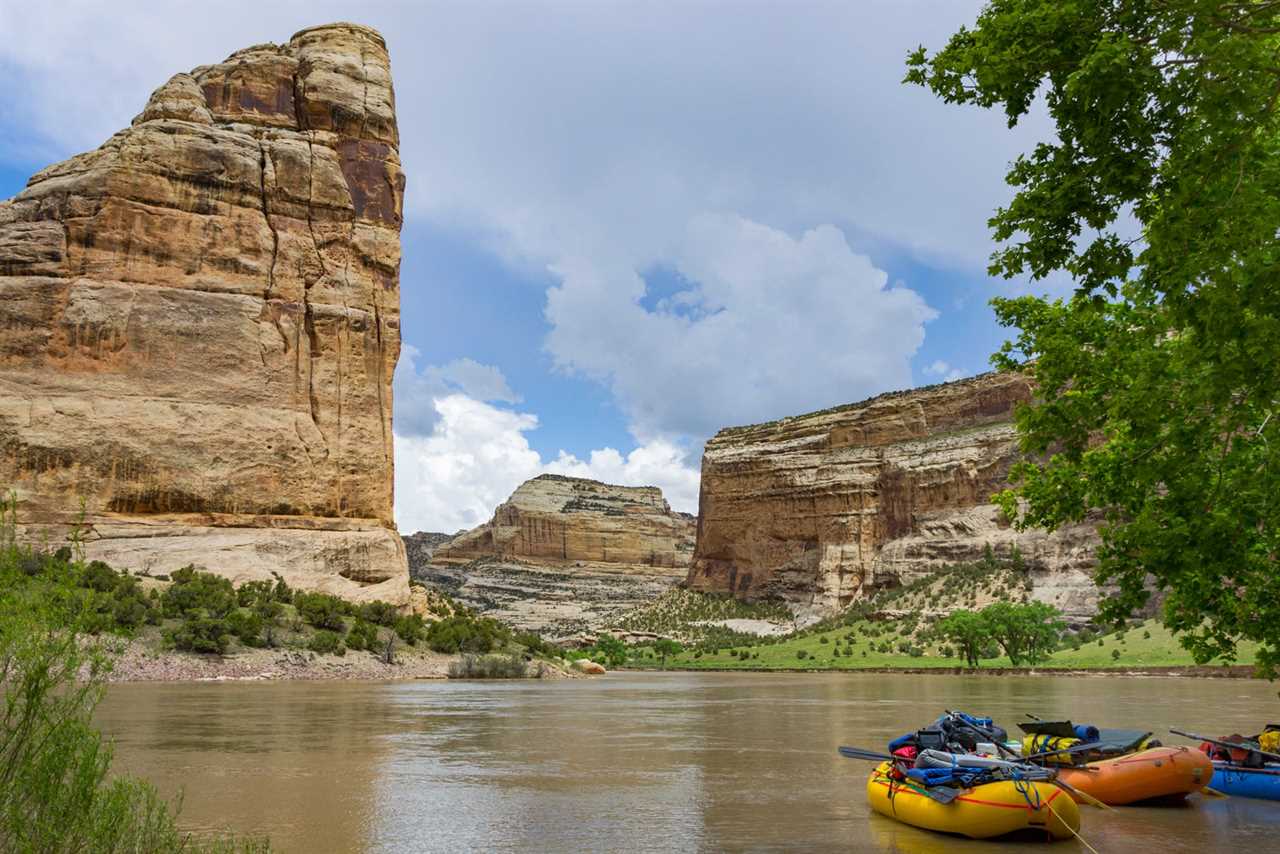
xmin=105 ymin=641 xmax=575 ymax=683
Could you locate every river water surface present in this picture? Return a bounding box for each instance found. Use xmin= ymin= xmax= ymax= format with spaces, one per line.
xmin=96 ymin=672 xmax=1279 ymax=852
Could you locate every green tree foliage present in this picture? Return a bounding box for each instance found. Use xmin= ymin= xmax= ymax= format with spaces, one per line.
xmin=161 ymin=566 xmax=236 ymax=619
xmin=979 ymin=602 xmax=1065 ymax=666
xmin=653 ymin=638 xmax=683 ymax=666
xmin=357 ymin=601 xmax=400 ymax=627
xmin=907 ymin=1 xmax=1280 ymax=673
xmin=293 ymin=592 xmax=350 ymax=632
xmin=591 ymin=634 xmax=628 ymax=668
xmin=935 ymin=611 xmax=991 ymax=668
xmin=307 ymin=630 xmax=345 ymax=656
xmin=0 ymin=500 xmax=267 ymax=851
xmin=345 ymin=619 xmax=379 ymax=652
xmin=422 ymin=613 xmax=509 ymax=654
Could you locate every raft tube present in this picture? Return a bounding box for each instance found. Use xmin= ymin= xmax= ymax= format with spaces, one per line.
xmin=1209 ymin=762 xmax=1280 ymax=801
xmin=1056 ymin=746 xmax=1212 ymax=805
xmin=866 ymin=762 xmax=1080 ymax=841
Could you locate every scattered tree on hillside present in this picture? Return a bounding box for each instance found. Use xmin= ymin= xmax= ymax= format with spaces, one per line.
xmin=980 ymin=602 xmax=1065 ymax=666
xmin=935 ymin=610 xmax=991 ymax=668
xmin=908 ymin=0 xmax=1280 ymax=674
xmin=593 ymin=634 xmax=628 ymax=668
xmin=653 ymin=638 xmax=683 ymax=667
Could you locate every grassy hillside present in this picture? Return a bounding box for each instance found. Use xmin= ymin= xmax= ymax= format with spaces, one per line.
xmin=631 ymin=616 xmax=1258 ymax=671
xmin=619 ymin=555 xmax=1260 ymax=672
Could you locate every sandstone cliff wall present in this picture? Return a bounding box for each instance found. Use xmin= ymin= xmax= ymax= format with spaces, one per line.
xmin=417 ymin=475 xmax=695 ymax=633
xmin=0 ymin=23 xmax=410 ymax=604
xmin=434 ymin=474 xmax=696 ymax=570
xmin=686 ymin=373 xmax=1099 ymax=620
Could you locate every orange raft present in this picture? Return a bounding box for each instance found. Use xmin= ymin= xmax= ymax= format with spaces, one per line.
xmin=1055 ymin=746 xmax=1212 ymax=805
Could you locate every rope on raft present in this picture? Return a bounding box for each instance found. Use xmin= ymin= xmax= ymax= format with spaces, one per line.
xmin=1046 ymin=800 xmax=1100 ymax=854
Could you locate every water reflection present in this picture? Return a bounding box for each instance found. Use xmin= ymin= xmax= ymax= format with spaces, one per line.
xmin=95 ymin=673 xmax=1280 ymax=852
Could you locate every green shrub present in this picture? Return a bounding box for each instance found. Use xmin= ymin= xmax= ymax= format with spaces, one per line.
xmin=423 ymin=613 xmax=511 ymax=654
xmin=796 ymin=649 xmax=809 ymax=660
xmin=166 ymin=614 xmax=232 ymax=654
xmin=235 ymin=580 xmax=274 ymax=608
xmin=357 ymin=601 xmax=400 ymax=627
xmin=447 ymin=653 xmax=527 ymax=678
xmin=515 ymin=631 xmax=561 ymax=658
xmin=226 ymin=609 xmax=264 ymax=647
xmin=346 ymin=619 xmax=379 ymax=652
xmin=591 ymin=634 xmax=628 ymax=667
xmin=307 ymin=630 xmax=345 ymax=656
xmin=161 ymin=566 xmax=236 ymax=619
xmin=294 ymin=591 xmax=350 ymax=631
xmin=397 ymin=613 xmax=427 ymax=646
xmin=1111 ymin=649 xmax=1121 ymax=661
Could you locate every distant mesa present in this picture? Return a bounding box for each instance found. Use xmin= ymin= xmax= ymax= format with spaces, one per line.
xmin=0 ymin=23 xmax=410 ymax=604
xmin=407 ymin=475 xmax=696 ymax=637
xmin=433 ymin=474 xmax=696 ymax=569
xmin=686 ymin=371 xmax=1100 ymax=621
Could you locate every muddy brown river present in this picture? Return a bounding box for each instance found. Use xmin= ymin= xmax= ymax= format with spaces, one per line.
xmin=95 ymin=672 xmax=1279 ymax=852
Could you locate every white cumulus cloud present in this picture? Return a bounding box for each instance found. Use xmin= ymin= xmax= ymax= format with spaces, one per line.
xmin=546 ymin=214 xmax=936 ymax=438
xmin=394 ymin=395 xmax=700 ymax=535
xmin=922 ymin=359 xmax=966 ymax=383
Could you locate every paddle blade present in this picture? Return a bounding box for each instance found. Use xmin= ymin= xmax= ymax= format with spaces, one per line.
xmin=837 ymin=745 xmax=893 ymax=763
xmin=1200 ymin=786 xmax=1229 ymax=799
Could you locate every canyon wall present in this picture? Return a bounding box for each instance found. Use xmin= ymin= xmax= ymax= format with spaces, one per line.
xmin=434 ymin=474 xmax=695 ymax=569
xmin=686 ymin=373 xmax=1099 ymax=621
xmin=0 ymin=23 xmax=410 ymax=604
xmin=416 ymin=475 xmax=695 ymax=635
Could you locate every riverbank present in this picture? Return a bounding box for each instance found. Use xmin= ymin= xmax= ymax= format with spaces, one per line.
xmin=624 ymin=617 xmax=1265 ymax=676
xmin=626 ymin=663 xmax=1264 ymax=678
xmin=106 ymin=639 xmax=578 ymax=683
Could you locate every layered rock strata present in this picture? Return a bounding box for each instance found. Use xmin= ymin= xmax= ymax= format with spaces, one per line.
xmin=415 ymin=475 xmax=696 ymax=633
xmin=0 ymin=23 xmax=410 ymax=604
xmin=686 ymin=373 xmax=1099 ymax=620
xmin=434 ymin=474 xmax=696 ymax=569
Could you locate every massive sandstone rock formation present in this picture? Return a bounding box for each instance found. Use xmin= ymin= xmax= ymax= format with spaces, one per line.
xmin=416 ymin=475 xmax=696 ymax=634
xmin=686 ymin=373 xmax=1100 ymax=621
xmin=0 ymin=23 xmax=410 ymax=604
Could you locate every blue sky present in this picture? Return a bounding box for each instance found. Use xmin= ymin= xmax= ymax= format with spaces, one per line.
xmin=0 ymin=2 xmax=1058 ymax=533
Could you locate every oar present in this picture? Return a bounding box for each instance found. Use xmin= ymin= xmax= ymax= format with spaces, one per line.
xmin=837 ymin=745 xmax=897 ymax=763
xmin=1200 ymin=787 xmax=1229 ymax=799
xmin=1048 ymin=776 xmax=1115 ymax=811
xmin=1170 ymin=728 xmax=1280 ymax=764
xmin=943 ymin=710 xmax=1022 ymax=760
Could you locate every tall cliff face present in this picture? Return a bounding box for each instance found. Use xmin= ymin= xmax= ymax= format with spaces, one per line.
xmin=434 ymin=474 xmax=696 ymax=569
xmin=686 ymin=373 xmax=1099 ymax=620
xmin=0 ymin=23 xmax=410 ymax=604
xmin=417 ymin=475 xmax=695 ymax=635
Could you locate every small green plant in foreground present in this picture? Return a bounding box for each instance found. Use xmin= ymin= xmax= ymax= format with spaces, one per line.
xmin=0 ymin=493 xmax=268 ymax=852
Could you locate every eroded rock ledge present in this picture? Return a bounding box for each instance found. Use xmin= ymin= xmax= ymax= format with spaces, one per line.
xmin=0 ymin=23 xmax=409 ymax=604
xmin=685 ymin=372 xmax=1100 ymax=621
xmin=412 ymin=475 xmax=696 ymax=634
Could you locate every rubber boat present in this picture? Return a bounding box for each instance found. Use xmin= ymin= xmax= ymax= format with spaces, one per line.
xmin=1054 ymin=746 xmax=1212 ymax=805
xmin=1210 ymin=762 xmax=1280 ymax=800
xmin=866 ymin=761 xmax=1081 ymax=841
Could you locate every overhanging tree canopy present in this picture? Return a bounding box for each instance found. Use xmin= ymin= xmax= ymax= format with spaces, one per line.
xmin=907 ymin=1 xmax=1280 ymax=673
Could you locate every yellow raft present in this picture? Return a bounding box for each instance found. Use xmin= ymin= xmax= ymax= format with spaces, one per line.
xmin=866 ymin=762 xmax=1081 ymax=841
